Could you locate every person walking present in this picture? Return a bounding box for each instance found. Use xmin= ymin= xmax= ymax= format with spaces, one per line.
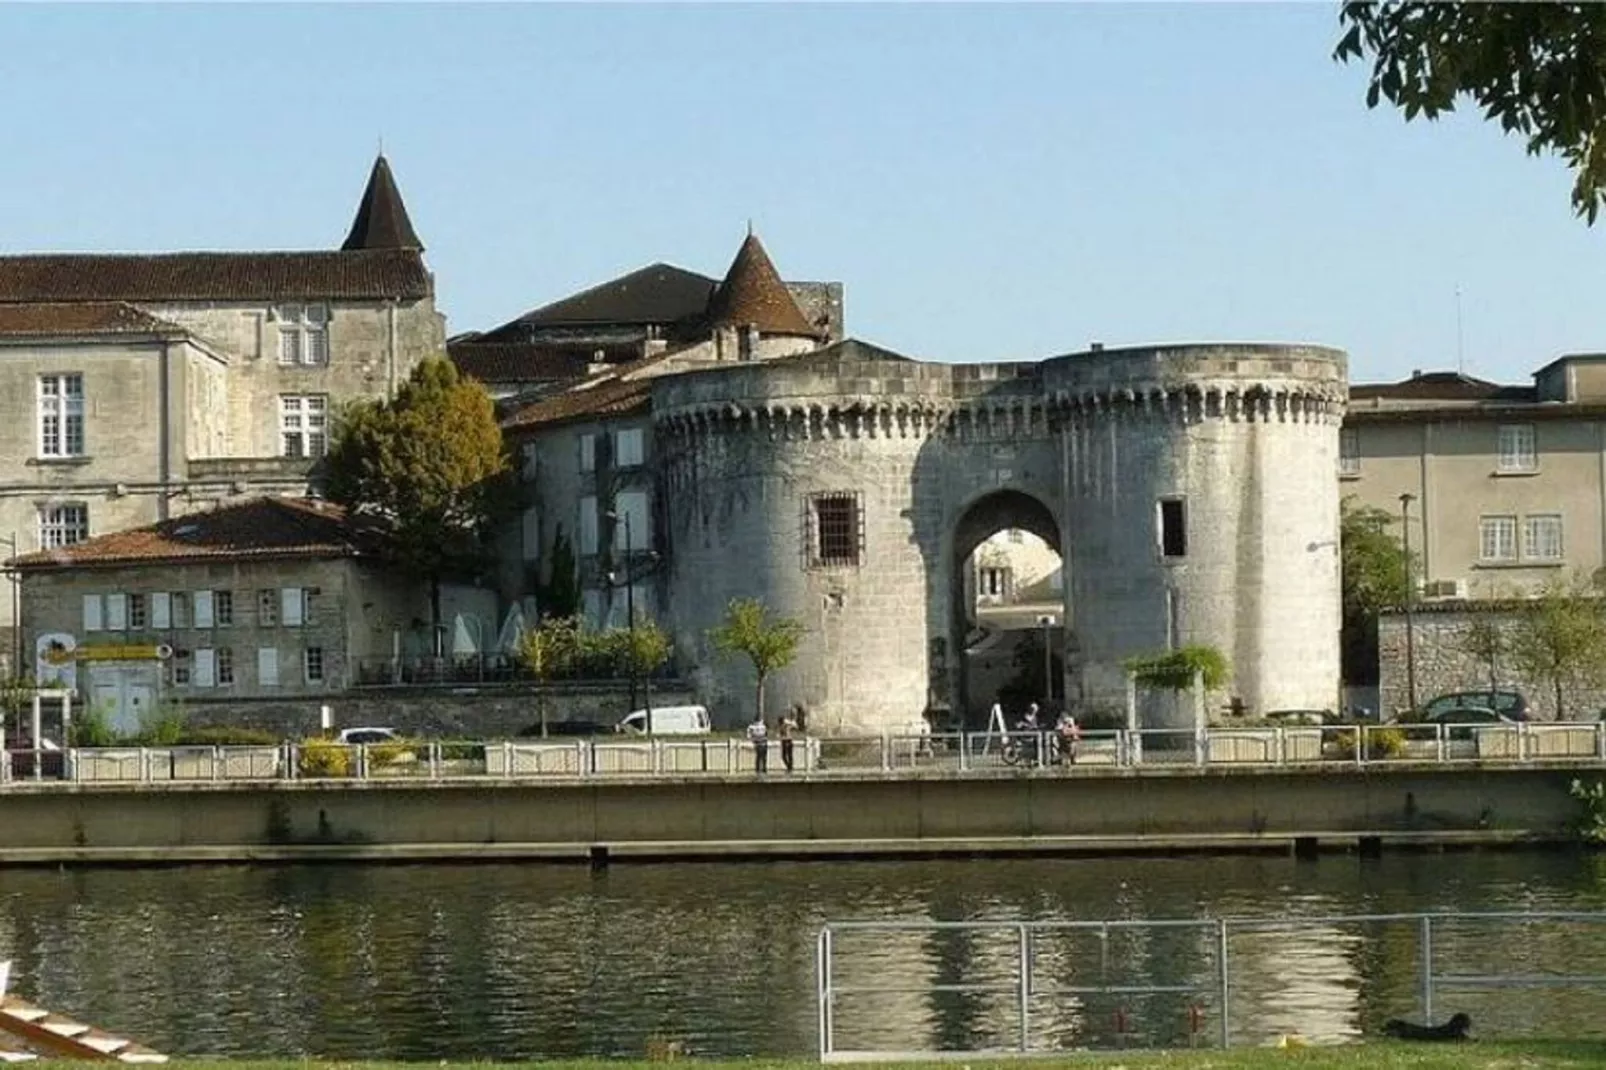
xmin=778 ymin=710 xmax=798 ymax=773
xmin=747 ymin=714 xmax=770 ymax=774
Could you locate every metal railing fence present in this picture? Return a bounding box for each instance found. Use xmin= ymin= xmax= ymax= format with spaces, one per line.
xmin=1 ymin=720 xmax=1603 ymax=785
xmin=814 ymin=911 xmax=1606 ymax=1060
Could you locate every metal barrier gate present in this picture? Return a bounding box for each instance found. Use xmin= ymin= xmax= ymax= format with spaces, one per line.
xmin=814 ymin=911 xmax=1606 ymax=1061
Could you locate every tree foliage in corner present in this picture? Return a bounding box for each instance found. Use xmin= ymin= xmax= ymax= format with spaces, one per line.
xmin=324 ymin=357 xmax=510 ymax=645
xmin=1510 ymin=572 xmax=1606 ymax=719
xmin=1335 ymin=3 xmax=1606 ymax=222
xmin=1340 ymin=496 xmax=1410 ymax=687
xmin=708 ymin=598 xmax=805 ymax=722
xmin=540 ymin=526 xmax=582 ymax=621
xmin=1124 ymin=645 xmax=1230 ymax=693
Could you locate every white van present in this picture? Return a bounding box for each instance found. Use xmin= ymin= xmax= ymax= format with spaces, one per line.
xmin=615 ymin=705 xmax=712 ymax=736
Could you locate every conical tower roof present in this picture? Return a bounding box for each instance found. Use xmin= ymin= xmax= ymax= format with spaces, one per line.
xmin=341 ymin=155 xmax=423 ymax=252
xmin=705 ymin=231 xmax=816 ymax=336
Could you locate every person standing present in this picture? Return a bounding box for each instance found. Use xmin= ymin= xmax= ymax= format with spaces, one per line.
xmin=778 ymin=711 xmax=798 ymax=773
xmin=747 ymin=714 xmax=770 ymax=774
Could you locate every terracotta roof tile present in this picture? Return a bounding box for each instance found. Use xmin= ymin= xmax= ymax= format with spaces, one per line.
xmin=706 ymin=233 xmax=817 ymax=336
xmin=8 ymin=498 xmax=366 ymax=570
xmin=342 ymin=155 xmax=424 ymax=252
xmin=502 ymin=378 xmax=652 ymax=431
xmin=0 ymin=249 xmax=431 ymax=303
xmin=0 ymin=302 xmax=186 ymax=337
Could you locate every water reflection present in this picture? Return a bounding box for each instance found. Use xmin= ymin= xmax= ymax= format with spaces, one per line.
xmin=0 ymin=853 xmax=1598 ymax=1057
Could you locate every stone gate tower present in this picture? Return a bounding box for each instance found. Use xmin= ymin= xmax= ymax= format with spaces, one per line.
xmin=656 ymin=339 xmax=1346 ymax=733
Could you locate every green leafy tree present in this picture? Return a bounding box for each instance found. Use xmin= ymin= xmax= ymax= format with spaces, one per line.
xmin=1510 ymin=573 xmax=1606 ymax=719
xmin=623 ymin=619 xmax=673 ymax=679
xmin=1340 ymin=496 xmax=1411 ymax=686
xmin=1335 ymin=3 xmax=1606 ymax=222
xmin=540 ymin=527 xmax=582 ymax=620
xmin=1124 ymin=645 xmax=1231 ymax=692
xmin=1463 ymin=613 xmax=1508 ymax=698
xmin=517 ymin=616 xmax=580 ymax=737
xmin=324 ymin=358 xmax=510 ymax=649
xmin=708 ymin=598 xmax=805 ymax=722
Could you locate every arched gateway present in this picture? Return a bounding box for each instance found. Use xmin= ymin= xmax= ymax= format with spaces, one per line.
xmin=656 ymin=339 xmax=1346 ymax=735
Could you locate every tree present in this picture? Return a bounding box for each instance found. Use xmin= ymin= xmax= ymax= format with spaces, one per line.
xmin=1510 ymin=573 xmax=1606 ymax=719
xmin=1463 ymin=613 xmax=1507 ymax=698
xmin=708 ymin=598 xmax=805 ymax=722
xmin=324 ymin=358 xmax=510 ymax=651
xmin=1340 ymin=497 xmax=1410 ymax=686
xmin=517 ymin=616 xmax=580 ymax=738
xmin=1335 ymin=3 xmax=1606 ymax=222
xmin=623 ymin=620 xmax=673 ymax=680
xmin=540 ymin=526 xmax=581 ymax=620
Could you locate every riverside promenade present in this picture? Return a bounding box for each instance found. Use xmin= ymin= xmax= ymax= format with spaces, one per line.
xmin=0 ymin=723 xmax=1599 ymax=865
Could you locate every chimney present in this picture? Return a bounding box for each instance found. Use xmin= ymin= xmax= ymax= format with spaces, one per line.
xmin=1090 ymin=341 xmax=1104 ymax=352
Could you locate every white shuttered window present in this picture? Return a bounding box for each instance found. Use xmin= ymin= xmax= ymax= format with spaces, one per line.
xmin=194 ymin=590 xmax=214 ymax=629
xmin=257 ymin=648 xmax=279 ymax=687
xmin=151 ymin=592 xmax=171 ymax=630
xmin=105 ymin=593 xmax=128 ymax=631
xmin=281 ymin=588 xmax=304 ymax=627
xmin=193 ymin=649 xmax=216 ymax=688
xmin=83 ymin=595 xmax=103 ymax=632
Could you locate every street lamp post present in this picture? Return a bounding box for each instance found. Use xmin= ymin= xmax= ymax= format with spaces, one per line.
xmin=1038 ymin=613 xmax=1055 ymax=709
xmin=1399 ymin=493 xmax=1419 ymax=715
xmin=605 ymin=508 xmax=651 ymax=735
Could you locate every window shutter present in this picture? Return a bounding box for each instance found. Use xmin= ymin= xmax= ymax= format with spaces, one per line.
xmin=151 ymin=592 xmax=171 ymax=630
xmin=582 ymin=589 xmax=603 ymax=630
xmin=257 ymin=648 xmax=279 ymax=687
xmin=619 ymin=490 xmax=651 ymax=550
xmin=579 ymin=497 xmax=598 ymax=555
xmin=304 ymin=330 xmax=328 ymax=366
xmin=279 ymin=328 xmax=300 ymax=365
xmin=194 ymin=590 xmax=214 ymax=629
xmin=193 ymin=649 xmax=216 ymax=688
xmin=522 ymin=506 xmax=541 ymax=562
xmin=83 ymin=595 xmax=103 ymax=632
xmin=281 ymin=587 xmax=304 ymax=627
xmin=615 ymin=428 xmax=644 ymax=467
xmin=579 ymin=434 xmax=596 ymax=472
xmin=105 ymin=593 xmax=128 ymax=631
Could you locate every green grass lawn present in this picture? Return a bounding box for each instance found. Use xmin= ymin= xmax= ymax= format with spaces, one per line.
xmin=158 ymin=1043 xmax=1606 ymax=1069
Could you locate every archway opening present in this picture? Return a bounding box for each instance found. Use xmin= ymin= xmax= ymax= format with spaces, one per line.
xmin=947 ymin=491 xmax=1065 ymax=730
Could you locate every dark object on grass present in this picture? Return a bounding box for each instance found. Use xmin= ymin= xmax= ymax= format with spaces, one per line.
xmin=1383 ymin=1012 xmax=1471 ymax=1041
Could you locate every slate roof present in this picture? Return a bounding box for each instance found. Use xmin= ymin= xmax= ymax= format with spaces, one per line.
xmin=342 ymin=155 xmax=424 ymax=252
xmin=0 ymin=302 xmax=187 ymax=337
xmin=488 ymin=263 xmax=718 ymax=334
xmin=1349 ymin=371 xmax=1536 ymax=404
xmin=0 ymin=249 xmax=432 ymax=303
xmin=706 ymin=233 xmax=817 ymax=336
xmin=8 ymin=498 xmax=368 ymax=571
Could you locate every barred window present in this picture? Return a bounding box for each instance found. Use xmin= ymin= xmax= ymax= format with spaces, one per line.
xmin=810 ymin=492 xmax=862 ymax=568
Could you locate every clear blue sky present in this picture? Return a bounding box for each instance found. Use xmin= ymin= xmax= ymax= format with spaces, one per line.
xmin=2 ymin=3 xmax=1600 ymax=385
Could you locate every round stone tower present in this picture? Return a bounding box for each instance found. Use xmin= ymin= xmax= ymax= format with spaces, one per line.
xmin=653 ymin=340 xmax=1347 ymax=733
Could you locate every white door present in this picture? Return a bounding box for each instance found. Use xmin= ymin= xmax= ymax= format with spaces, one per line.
xmin=90 ymin=683 xmax=121 ymax=738
xmin=122 ymin=685 xmax=153 ymax=737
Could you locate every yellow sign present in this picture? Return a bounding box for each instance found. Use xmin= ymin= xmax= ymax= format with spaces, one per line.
xmin=76 ymin=645 xmax=162 ymax=662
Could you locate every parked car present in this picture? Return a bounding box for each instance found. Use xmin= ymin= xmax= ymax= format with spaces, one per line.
xmin=615 ymin=705 xmax=712 ymax=736
xmin=1418 ymin=703 xmax=1517 ymax=742
xmin=1265 ymin=709 xmax=1328 ymax=726
xmin=1419 ymin=690 xmax=1529 ymax=723
xmin=335 ymin=726 xmax=402 ymax=746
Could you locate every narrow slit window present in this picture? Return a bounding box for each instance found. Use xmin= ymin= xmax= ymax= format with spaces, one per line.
xmin=1159 ymin=499 xmax=1187 ymax=559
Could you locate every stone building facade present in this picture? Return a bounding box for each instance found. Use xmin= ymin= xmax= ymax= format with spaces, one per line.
xmin=10 ymin=497 xmax=430 ymax=733
xmin=0 ymin=156 xmax=445 ymax=677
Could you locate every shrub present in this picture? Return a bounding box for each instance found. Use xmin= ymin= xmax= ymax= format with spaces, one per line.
xmin=131 ymin=703 xmax=186 ymax=747
xmin=298 ymin=740 xmax=352 ymax=778
xmin=1124 ymin=645 xmax=1230 ymax=691
xmin=1331 ymin=725 xmax=1406 ymax=760
xmin=69 ymin=706 xmax=118 ymax=748
xmin=178 ymin=727 xmax=280 ymax=747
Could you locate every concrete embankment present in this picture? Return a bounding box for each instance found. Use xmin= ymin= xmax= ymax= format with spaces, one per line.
xmin=0 ymin=762 xmax=1590 ymax=866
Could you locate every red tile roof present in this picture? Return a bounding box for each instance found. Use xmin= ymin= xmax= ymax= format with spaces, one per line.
xmin=0 ymin=249 xmax=432 ymax=303
xmin=8 ymin=498 xmax=367 ymax=570
xmin=706 ymin=233 xmax=817 ymax=336
xmin=0 ymin=302 xmax=186 ymax=337
xmin=501 ymin=377 xmax=653 ymax=432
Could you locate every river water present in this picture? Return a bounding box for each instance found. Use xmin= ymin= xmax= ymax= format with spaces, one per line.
xmin=1 ymin=852 xmax=1604 ymax=1058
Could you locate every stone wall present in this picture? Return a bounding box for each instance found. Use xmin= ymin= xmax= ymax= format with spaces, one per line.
xmin=174 ymin=681 xmax=694 ymax=739
xmin=1379 ymin=605 xmax=1606 ymax=720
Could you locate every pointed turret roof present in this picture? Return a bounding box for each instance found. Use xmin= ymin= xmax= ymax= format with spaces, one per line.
xmin=705 ymin=231 xmax=817 ymax=337
xmin=342 ymin=155 xmax=423 ymax=252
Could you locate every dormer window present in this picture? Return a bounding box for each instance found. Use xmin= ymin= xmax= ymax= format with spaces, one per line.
xmin=277 ymin=304 xmax=329 ymax=366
